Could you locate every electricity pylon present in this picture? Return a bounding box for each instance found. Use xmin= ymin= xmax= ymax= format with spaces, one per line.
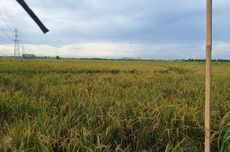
xmin=14 ymin=28 xmax=20 ymax=57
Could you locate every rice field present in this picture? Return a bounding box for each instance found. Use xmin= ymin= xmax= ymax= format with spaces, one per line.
xmin=0 ymin=59 xmax=229 ymax=152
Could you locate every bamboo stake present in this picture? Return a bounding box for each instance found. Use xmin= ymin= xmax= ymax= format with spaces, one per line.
xmin=205 ymin=0 xmax=212 ymax=151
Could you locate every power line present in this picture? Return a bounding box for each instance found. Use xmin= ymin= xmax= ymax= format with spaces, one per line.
xmin=0 ymin=19 xmax=14 ymax=31
xmin=0 ymin=13 xmax=13 ymax=40
xmin=0 ymin=19 xmax=14 ymax=33
xmin=1 ymin=6 xmax=14 ymax=28
xmin=0 ymin=12 xmax=14 ymax=33
xmin=0 ymin=25 xmax=13 ymax=41
xmin=0 ymin=2 xmax=15 ymax=31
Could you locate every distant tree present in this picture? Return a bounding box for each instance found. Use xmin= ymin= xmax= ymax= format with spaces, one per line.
xmin=56 ymin=56 xmax=61 ymax=59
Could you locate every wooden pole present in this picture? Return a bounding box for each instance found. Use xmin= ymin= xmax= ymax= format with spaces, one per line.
xmin=205 ymin=0 xmax=212 ymax=151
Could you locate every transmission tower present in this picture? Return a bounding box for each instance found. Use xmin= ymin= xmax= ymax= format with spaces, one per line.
xmin=14 ymin=28 xmax=20 ymax=57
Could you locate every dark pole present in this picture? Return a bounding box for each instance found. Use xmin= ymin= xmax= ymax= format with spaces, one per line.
xmin=16 ymin=0 xmax=49 ymax=34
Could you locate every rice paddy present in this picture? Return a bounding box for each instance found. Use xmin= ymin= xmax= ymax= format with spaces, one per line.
xmin=0 ymin=59 xmax=229 ymax=151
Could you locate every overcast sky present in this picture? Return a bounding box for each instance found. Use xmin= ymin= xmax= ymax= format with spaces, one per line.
xmin=0 ymin=0 xmax=230 ymax=59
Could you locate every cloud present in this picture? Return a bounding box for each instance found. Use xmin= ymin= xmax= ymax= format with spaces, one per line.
xmin=0 ymin=0 xmax=230 ymax=59
xmin=0 ymin=42 xmax=203 ymax=59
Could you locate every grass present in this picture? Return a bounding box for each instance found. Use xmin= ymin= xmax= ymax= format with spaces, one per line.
xmin=0 ymin=59 xmax=229 ymax=151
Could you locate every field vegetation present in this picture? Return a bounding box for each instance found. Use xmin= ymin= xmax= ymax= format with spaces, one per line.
xmin=0 ymin=59 xmax=229 ymax=151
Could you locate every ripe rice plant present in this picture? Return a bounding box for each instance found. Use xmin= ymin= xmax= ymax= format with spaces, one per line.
xmin=0 ymin=59 xmax=229 ymax=151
